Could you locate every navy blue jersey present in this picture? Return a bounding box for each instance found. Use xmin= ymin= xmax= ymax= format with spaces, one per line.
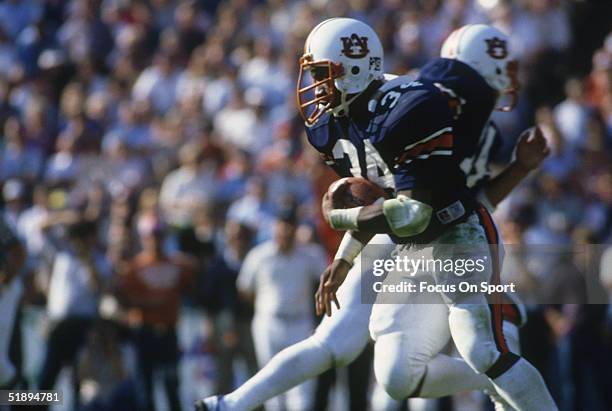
xmin=306 ymin=76 xmax=477 ymax=243
xmin=306 ymin=105 xmax=395 ymax=192
xmin=305 ymin=60 xmax=505 ymax=243
xmin=461 ymin=120 xmax=502 ymax=193
xmin=418 ymin=58 xmax=501 ymax=194
xmin=366 ymin=78 xmax=465 ymax=193
xmin=418 ymin=58 xmax=498 ymax=167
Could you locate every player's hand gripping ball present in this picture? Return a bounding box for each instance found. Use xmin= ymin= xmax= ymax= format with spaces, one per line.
xmin=322 ymin=177 xmax=389 ymax=224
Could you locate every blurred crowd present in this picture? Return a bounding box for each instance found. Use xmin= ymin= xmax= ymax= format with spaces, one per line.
xmin=0 ymin=0 xmax=611 ymax=410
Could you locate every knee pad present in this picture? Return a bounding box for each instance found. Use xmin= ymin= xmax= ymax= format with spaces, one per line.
xmin=373 ymin=334 xmax=427 ymax=400
xmin=448 ymin=304 xmax=501 ymax=373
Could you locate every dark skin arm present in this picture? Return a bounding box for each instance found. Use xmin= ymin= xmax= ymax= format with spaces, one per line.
xmin=316 ymin=187 xmax=420 ymax=316
xmin=484 ymin=126 xmax=549 ymax=207
xmin=321 ymin=187 xmax=417 ymax=234
xmin=314 ymin=230 xmax=373 ymax=316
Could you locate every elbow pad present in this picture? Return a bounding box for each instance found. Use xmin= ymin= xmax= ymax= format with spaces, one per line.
xmin=382 ymin=195 xmax=433 ymax=237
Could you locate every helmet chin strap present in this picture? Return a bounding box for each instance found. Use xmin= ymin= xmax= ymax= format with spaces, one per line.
xmin=330 ymin=90 xmax=361 ymax=117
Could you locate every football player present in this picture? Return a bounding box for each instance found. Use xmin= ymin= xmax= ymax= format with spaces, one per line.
xmin=196 ymin=21 xmax=555 ymax=411
xmin=307 ymin=20 xmax=555 ymax=411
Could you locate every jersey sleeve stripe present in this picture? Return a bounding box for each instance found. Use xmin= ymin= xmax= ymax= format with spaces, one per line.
xmin=401 ymin=126 xmax=452 ymax=151
xmin=396 ymin=132 xmax=453 ymax=163
xmin=397 ymin=149 xmax=453 ymax=167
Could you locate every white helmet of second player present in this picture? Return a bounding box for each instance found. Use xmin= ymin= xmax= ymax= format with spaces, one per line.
xmin=297 ymin=18 xmax=384 ymax=125
xmin=441 ymin=24 xmax=519 ymax=111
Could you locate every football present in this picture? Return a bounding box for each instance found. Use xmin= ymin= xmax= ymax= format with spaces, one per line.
xmin=328 ymin=177 xmax=390 ymax=208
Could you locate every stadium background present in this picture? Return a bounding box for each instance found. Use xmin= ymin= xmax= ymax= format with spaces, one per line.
xmin=0 ymin=0 xmax=611 ymax=410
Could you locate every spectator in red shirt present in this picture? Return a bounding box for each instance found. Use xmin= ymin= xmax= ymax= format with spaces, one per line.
xmin=120 ymin=214 xmax=195 ymax=411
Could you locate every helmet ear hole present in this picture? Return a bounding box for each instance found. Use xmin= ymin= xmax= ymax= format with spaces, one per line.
xmin=496 ymin=68 xmax=502 ymax=75
xmin=351 ymin=66 xmax=360 ymax=75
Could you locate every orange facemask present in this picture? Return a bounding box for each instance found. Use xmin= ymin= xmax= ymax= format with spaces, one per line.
xmin=296 ymin=54 xmax=344 ymax=126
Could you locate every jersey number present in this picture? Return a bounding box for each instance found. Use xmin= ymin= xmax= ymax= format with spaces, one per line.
xmin=461 ymin=123 xmax=496 ymax=187
xmin=331 ymin=139 xmax=395 ymax=189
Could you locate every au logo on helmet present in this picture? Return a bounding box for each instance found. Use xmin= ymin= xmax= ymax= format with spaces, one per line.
xmin=340 ymin=34 xmax=369 ymax=58
xmin=485 ymin=37 xmax=508 ymax=59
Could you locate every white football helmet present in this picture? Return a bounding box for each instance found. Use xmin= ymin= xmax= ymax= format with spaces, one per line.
xmin=441 ymin=24 xmax=519 ymax=111
xmin=297 ymin=18 xmax=384 ymax=125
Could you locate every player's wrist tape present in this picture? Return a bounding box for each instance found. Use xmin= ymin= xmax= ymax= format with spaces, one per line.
xmin=382 ymin=195 xmax=433 ymax=237
xmin=328 ymin=207 xmax=362 ymax=230
xmin=334 ymin=233 xmax=364 ymax=263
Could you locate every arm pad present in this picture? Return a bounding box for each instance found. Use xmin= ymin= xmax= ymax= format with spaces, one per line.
xmin=382 ymin=195 xmax=432 ymax=237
